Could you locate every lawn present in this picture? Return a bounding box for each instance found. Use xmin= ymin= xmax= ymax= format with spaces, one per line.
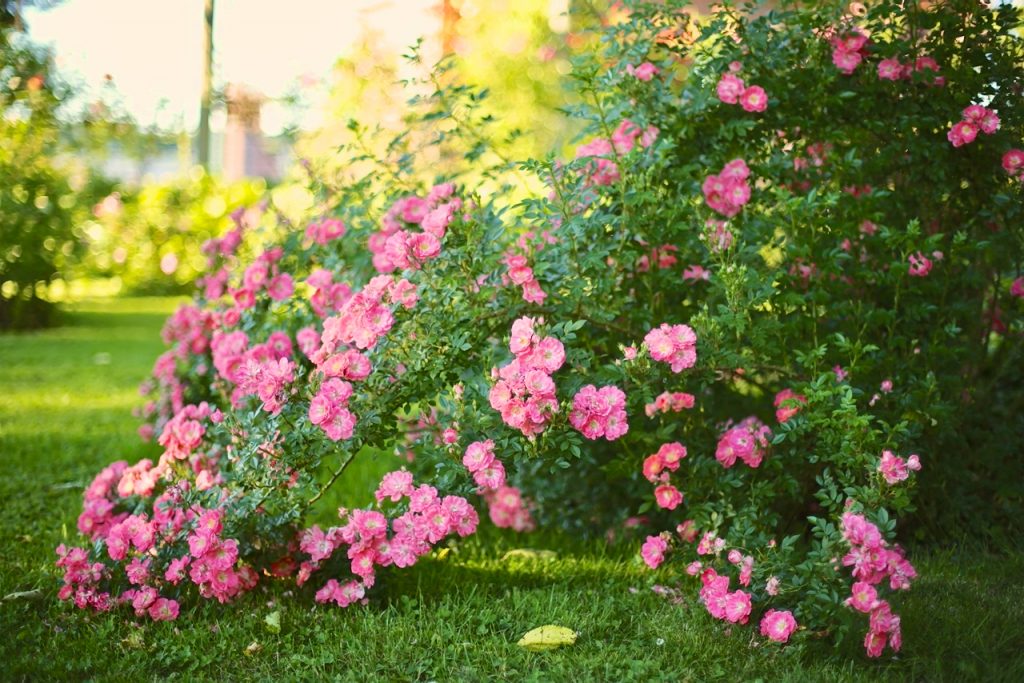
xmin=1 ymin=298 xmax=1022 ymax=681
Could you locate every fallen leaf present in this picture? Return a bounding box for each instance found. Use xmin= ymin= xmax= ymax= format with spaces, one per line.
xmin=517 ymin=625 xmax=577 ymax=652
xmin=121 ymin=631 xmax=145 ymax=650
xmin=264 ymin=610 xmax=281 ymax=634
xmin=244 ymin=641 xmax=262 ymax=656
xmin=2 ymin=589 xmax=42 ymax=601
xmin=501 ymin=549 xmax=558 ymax=562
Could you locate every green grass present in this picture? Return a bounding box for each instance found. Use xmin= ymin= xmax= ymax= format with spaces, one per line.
xmin=2 ymin=298 xmax=1023 ymax=681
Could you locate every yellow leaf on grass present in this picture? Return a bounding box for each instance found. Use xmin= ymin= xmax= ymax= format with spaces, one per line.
xmin=517 ymin=625 xmax=577 ymax=652
xmin=501 ymin=548 xmax=558 ymax=562
xmin=120 ymin=631 xmax=145 ymax=650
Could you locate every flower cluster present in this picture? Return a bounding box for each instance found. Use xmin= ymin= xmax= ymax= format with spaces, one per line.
xmin=773 ymin=389 xmax=806 ymax=423
xmin=635 ymin=244 xmax=678 ymax=273
xmin=160 ymin=304 xmax=216 ymax=355
xmin=644 ymin=391 xmax=695 ymax=418
xmin=645 ymin=527 xmax=801 ymax=644
xmin=308 ymin=378 xmax=357 ymax=441
xmin=877 ymin=55 xmax=944 ymax=85
xmin=948 ymin=105 xmax=1000 ymax=147
xmin=71 ymin=0 xmax=1024 ymax=654
xmin=59 ymin=430 xmax=254 ymax=622
xmin=200 ymin=224 xmax=242 ymax=261
xmin=197 ymin=225 xmax=243 ymax=300
xmin=368 ymin=185 xmax=458 ymax=273
xmin=462 ymin=439 xmax=507 ymax=490
xmin=305 ymin=218 xmax=346 ymax=246
xmin=158 ymin=402 xmax=215 ymax=464
xmin=575 ymin=119 xmax=657 ymax=187
xmin=115 ymin=458 xmax=162 ymax=498
xmin=235 ymin=354 xmax=296 ymax=415
xmin=644 ymin=323 xmax=698 ymax=373
xmin=76 ymin=461 xmax=129 ymax=539
xmin=210 ymin=329 xmax=248 ymax=382
xmin=489 ymin=317 xmax=565 ymax=436
xmin=641 ymin=533 xmax=669 ymax=569
xmin=830 ymin=30 xmax=869 ymax=75
xmin=299 ymin=474 xmax=479 ymax=601
xmin=503 ymin=251 xmax=547 ymax=305
xmin=698 ymin=568 xmax=752 ymax=624
xmin=138 ymin=306 xmax=218 ymax=436
xmin=56 ymin=544 xmax=111 ymax=612
xmin=908 ymin=251 xmax=933 ymax=277
xmin=642 ymin=442 xmax=688 ymax=510
xmin=841 ymin=512 xmax=917 ymax=657
xmin=569 ymin=384 xmax=629 ymax=441
xmin=877 ymin=450 xmax=922 ymax=485
xmin=612 ymin=119 xmax=658 ymax=155
xmin=232 ymin=248 xmax=294 ymax=309
xmin=575 ymin=137 xmax=620 ymax=187
xmin=716 ymin=69 xmax=768 ymax=113
xmin=317 ymin=348 xmax=373 ymax=382
xmin=626 ymin=61 xmax=659 ymax=82
xmin=1002 ymin=149 xmax=1024 ymax=180
xmin=306 ymin=268 xmax=353 ymax=318
xmin=108 ymin=514 xmax=157 ymax=563
xmin=715 ymin=417 xmax=771 ymax=468
xmin=701 ymin=159 xmax=752 ymax=218
xmin=317 ymin=274 xmax=416 ymax=352
xmin=482 ymin=485 xmax=535 ymax=532
xmin=178 ymin=510 xmax=257 ymax=604
xmin=315 ymin=578 xmax=367 ymax=608
xmin=696 ymin=530 xmax=727 ymax=557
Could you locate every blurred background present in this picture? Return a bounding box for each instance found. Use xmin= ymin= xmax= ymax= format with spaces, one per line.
xmin=0 ymin=0 xmax=618 ymax=328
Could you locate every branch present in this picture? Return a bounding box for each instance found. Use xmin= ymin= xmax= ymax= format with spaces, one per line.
xmin=307 ymin=450 xmax=357 ymax=506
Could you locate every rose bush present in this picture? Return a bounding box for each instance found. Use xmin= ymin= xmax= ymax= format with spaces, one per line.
xmin=58 ymin=0 xmax=1023 ymax=659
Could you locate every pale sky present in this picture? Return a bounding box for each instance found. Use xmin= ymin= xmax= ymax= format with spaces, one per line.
xmin=24 ymin=0 xmax=441 ymax=135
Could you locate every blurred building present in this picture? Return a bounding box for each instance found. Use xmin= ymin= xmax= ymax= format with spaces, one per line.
xmin=221 ymin=84 xmax=285 ymax=182
xmin=98 ymin=87 xmax=290 ymax=185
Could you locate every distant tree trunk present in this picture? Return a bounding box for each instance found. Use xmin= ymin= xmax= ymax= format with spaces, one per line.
xmin=198 ymin=0 xmax=214 ymax=170
xmin=9 ymin=0 xmax=24 ymax=31
xmin=440 ymin=0 xmax=459 ymax=55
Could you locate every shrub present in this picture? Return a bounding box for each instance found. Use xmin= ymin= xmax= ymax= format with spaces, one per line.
xmin=79 ymin=172 xmax=267 ymax=295
xmin=0 ymin=32 xmax=88 ymax=328
xmin=59 ymin=0 xmax=1023 ymax=659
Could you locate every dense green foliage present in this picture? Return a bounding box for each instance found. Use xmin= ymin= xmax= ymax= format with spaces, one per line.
xmin=80 ymin=172 xmax=267 ymax=295
xmin=0 ymin=30 xmax=98 ymax=327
